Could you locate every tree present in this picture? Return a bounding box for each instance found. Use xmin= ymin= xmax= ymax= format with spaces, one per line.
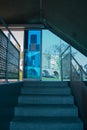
xmin=44 ymin=50 xmax=51 ymax=69
xmin=52 ymin=39 xmax=77 ymax=80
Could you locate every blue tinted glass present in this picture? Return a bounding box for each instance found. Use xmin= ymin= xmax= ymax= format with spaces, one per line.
xmin=31 ymin=34 xmax=37 ymax=43
xmin=24 ymin=30 xmax=41 ymax=79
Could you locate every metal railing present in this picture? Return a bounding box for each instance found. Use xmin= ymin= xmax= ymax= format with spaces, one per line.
xmin=0 ymin=17 xmax=20 ymax=82
xmin=61 ymin=46 xmax=87 ymax=81
xmin=71 ymin=55 xmax=87 ymax=81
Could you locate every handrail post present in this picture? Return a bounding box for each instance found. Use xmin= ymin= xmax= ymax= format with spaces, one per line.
xmin=6 ymin=33 xmax=10 ymax=82
xmin=70 ymin=46 xmax=72 ymax=81
xmin=18 ymin=50 xmax=20 ymax=81
xmin=60 ymin=55 xmax=63 ymax=81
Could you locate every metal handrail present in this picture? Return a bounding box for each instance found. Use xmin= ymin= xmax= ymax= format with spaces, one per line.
xmin=71 ymin=63 xmax=80 ymax=76
xmin=61 ymin=45 xmax=70 ymax=57
xmin=71 ymin=54 xmax=87 ymax=76
xmin=0 ymin=16 xmax=20 ymax=49
xmin=61 ymin=44 xmax=87 ymax=81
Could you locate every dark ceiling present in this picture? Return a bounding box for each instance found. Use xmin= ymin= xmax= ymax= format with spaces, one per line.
xmin=0 ymin=0 xmax=87 ymax=56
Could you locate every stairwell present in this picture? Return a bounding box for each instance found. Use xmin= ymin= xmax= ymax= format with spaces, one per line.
xmin=10 ymin=81 xmax=83 ymax=130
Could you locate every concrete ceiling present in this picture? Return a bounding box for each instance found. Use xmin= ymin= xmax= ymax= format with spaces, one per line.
xmin=0 ymin=0 xmax=87 ymax=56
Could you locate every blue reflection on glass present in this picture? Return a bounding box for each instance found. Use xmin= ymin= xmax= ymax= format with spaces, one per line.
xmin=24 ymin=30 xmax=41 ymax=79
xmin=28 ymin=30 xmax=41 ymax=51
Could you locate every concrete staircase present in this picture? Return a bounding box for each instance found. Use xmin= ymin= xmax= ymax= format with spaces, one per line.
xmin=10 ymin=81 xmax=83 ymax=130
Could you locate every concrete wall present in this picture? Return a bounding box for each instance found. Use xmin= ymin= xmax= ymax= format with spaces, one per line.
xmin=70 ymin=81 xmax=87 ymax=130
xmin=0 ymin=82 xmax=23 ymax=130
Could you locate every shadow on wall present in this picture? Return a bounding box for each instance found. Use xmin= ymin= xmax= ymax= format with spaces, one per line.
xmin=70 ymin=81 xmax=87 ymax=130
xmin=0 ymin=82 xmax=22 ymax=130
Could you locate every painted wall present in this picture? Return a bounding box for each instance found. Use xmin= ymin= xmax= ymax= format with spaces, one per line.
xmin=70 ymin=81 xmax=87 ymax=130
xmin=0 ymin=82 xmax=22 ymax=130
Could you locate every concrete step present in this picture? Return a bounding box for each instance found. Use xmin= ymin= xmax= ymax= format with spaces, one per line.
xmin=14 ymin=104 xmax=78 ymax=117
xmin=23 ymin=81 xmax=69 ymax=87
xmin=10 ymin=81 xmax=83 ymax=130
xmin=18 ymin=95 xmax=74 ymax=105
xmin=21 ymin=87 xmax=71 ymax=95
xmin=10 ymin=116 xmax=83 ymax=130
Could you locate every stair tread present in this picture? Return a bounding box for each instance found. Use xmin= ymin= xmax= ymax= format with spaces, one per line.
xmin=20 ymin=93 xmax=71 ymax=96
xmin=16 ymin=104 xmax=77 ymax=109
xmin=21 ymin=86 xmax=69 ymax=89
xmin=18 ymin=94 xmax=74 ymax=105
xmin=19 ymin=94 xmax=72 ymax=97
xmin=21 ymin=87 xmax=71 ymax=95
xmin=23 ymin=81 xmax=68 ymax=87
xmin=10 ymin=82 xmax=83 ymax=130
xmin=11 ymin=116 xmax=82 ymax=123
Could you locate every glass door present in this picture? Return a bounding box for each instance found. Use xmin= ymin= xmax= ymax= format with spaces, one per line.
xmin=42 ymin=30 xmax=61 ymax=81
xmin=24 ymin=30 xmax=41 ymax=80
